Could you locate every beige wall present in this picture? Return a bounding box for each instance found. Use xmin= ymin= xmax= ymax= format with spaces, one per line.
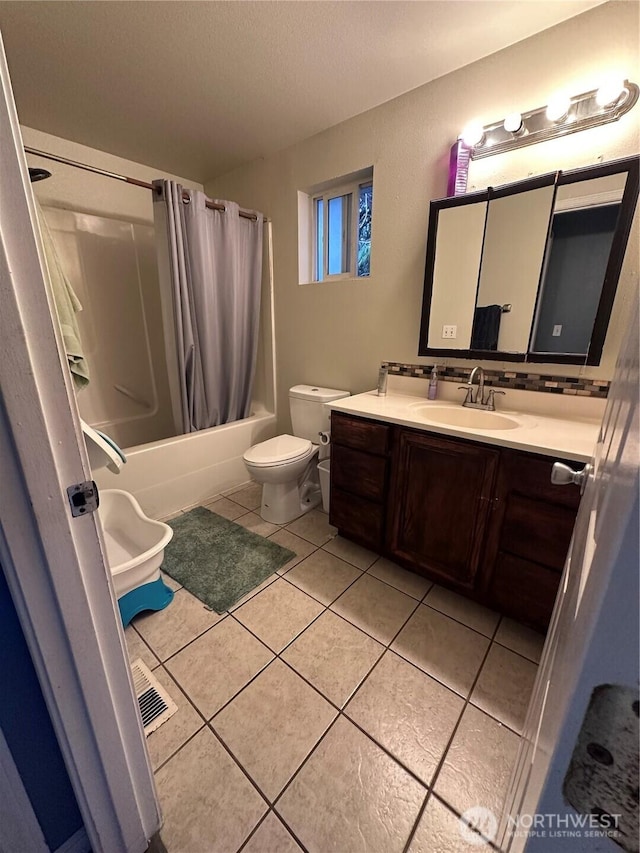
xmin=206 ymin=2 xmax=639 ymax=432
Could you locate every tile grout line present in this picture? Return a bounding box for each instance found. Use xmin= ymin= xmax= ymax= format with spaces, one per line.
xmin=154 ymin=659 xmax=278 ymax=827
xmin=153 ymin=544 xmax=524 ymax=782
xmin=401 ymin=641 xmax=498 ymax=853
xmin=149 ymin=564 xmax=526 ymax=759
xmin=142 ymin=505 xmax=404 ymax=848
xmin=402 ymin=615 xmax=507 ymax=852
xmin=235 ymin=807 xmax=310 ymax=853
xmin=210 ymin=578 xmax=433 ymax=836
xmin=154 ymin=616 xmax=516 ymax=849
xmin=165 ymin=577 xmax=425 ymax=828
xmin=141 ymin=504 xmax=537 ymax=850
xmin=428 ymin=790 xmax=503 ymax=852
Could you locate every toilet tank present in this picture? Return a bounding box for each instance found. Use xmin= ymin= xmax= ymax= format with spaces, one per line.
xmin=289 ymin=385 xmax=350 ymax=442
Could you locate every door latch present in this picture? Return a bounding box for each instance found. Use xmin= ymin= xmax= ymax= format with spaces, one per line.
xmin=67 ymin=481 xmax=100 ymax=517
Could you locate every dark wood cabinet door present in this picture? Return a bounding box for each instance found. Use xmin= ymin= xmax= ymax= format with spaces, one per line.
xmin=481 ymin=449 xmax=581 ymax=630
xmin=387 ymin=429 xmax=499 ymax=588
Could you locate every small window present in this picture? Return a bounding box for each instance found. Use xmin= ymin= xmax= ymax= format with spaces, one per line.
xmin=310 ymin=172 xmax=373 ymax=282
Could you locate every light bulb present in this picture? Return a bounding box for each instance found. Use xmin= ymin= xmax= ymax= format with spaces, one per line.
xmin=504 ymin=112 xmax=524 ymax=134
xmin=596 ymin=77 xmax=627 ymax=107
xmin=461 ymin=122 xmax=485 ymax=148
xmin=546 ymin=94 xmax=570 ymax=123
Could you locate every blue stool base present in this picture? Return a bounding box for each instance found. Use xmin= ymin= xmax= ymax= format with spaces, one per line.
xmin=118 ymin=577 xmax=174 ymax=628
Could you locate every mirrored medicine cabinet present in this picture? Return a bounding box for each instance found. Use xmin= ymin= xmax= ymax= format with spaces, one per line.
xmin=418 ymin=155 xmax=639 ymax=365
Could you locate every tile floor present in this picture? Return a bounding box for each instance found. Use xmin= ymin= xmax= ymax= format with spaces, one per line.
xmin=126 ymin=482 xmax=545 ymax=853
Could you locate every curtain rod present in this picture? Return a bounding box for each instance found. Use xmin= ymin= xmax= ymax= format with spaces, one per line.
xmin=24 ymin=146 xmax=259 ymax=221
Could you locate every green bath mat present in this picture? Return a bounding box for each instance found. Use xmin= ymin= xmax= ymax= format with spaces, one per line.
xmin=162 ymin=506 xmax=295 ymax=613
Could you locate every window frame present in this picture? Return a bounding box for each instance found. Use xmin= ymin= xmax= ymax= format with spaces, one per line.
xmin=312 ymin=177 xmax=372 ymax=282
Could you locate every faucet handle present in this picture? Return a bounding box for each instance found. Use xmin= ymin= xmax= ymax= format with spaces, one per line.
xmin=458 ymin=386 xmax=473 ymax=405
xmin=485 ymin=388 xmax=505 ymax=409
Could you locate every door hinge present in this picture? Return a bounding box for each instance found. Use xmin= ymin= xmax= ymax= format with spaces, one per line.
xmin=67 ymin=481 xmax=100 ymax=517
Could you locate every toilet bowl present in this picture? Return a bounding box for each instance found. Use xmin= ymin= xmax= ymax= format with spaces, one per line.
xmin=243 ymin=385 xmax=349 ymax=525
xmin=244 ymin=434 xmax=319 ymax=524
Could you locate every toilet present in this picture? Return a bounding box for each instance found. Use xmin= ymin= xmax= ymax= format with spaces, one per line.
xmin=243 ymin=385 xmax=349 ymax=524
xmin=81 ymin=420 xmax=175 ymax=627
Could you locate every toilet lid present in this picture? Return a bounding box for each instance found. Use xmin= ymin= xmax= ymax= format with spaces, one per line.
xmin=244 ymin=434 xmax=313 ymax=466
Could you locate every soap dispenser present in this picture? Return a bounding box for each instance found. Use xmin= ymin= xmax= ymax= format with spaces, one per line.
xmin=428 ymin=365 xmax=438 ymax=400
xmin=377 ymin=366 xmax=388 ymax=396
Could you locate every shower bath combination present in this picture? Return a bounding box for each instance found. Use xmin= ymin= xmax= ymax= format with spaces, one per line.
xmin=28 ymin=145 xmax=279 ymax=609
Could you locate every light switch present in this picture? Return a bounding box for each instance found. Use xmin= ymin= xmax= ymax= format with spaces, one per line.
xmin=442 ymin=325 xmax=457 ymax=339
xmin=553 ymin=324 xmax=563 ymax=337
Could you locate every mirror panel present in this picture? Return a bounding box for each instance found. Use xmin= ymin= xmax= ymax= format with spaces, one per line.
xmin=473 ymin=183 xmax=555 ymax=352
xmin=427 ymin=197 xmax=487 ymax=350
xmin=530 ymin=173 xmax=627 ymax=356
xmin=419 ymin=156 xmax=639 ymax=365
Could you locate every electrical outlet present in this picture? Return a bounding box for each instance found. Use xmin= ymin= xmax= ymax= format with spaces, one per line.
xmin=553 ymin=324 xmax=563 ymax=337
xmin=442 ymin=325 xmax=457 ymax=339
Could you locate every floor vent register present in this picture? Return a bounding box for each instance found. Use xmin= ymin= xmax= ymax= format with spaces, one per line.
xmin=131 ymin=658 xmax=178 ymax=735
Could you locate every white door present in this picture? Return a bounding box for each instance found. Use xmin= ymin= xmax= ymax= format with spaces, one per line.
xmin=0 ymin=34 xmax=160 ymax=853
xmin=500 ymin=290 xmax=639 ymax=852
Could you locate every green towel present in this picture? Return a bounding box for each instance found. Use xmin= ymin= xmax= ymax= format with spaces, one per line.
xmin=34 ymin=199 xmax=90 ymax=389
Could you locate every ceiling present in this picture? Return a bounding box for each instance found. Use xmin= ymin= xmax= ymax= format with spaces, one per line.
xmin=0 ymin=1 xmax=604 ymax=183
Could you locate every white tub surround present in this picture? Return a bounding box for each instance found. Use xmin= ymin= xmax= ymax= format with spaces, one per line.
xmin=95 ymin=409 xmax=277 ymax=519
xmin=327 ymin=381 xmax=602 ymax=463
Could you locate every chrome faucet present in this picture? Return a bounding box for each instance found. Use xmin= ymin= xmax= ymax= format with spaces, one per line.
xmin=470 ymin=366 xmax=485 ymax=404
xmin=458 ymin=366 xmax=505 ymax=411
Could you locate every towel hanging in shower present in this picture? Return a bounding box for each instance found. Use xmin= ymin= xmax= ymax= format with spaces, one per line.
xmin=34 ymin=198 xmax=90 ymax=389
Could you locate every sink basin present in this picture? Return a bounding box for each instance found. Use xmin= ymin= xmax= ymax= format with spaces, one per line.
xmin=409 ymin=405 xmax=521 ymax=431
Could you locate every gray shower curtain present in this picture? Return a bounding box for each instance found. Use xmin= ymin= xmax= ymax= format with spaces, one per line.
xmin=153 ymin=181 xmax=263 ymax=433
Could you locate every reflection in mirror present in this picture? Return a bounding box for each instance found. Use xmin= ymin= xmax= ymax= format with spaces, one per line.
xmin=427 ymin=197 xmax=487 ymax=350
xmin=473 ymin=182 xmax=555 ymax=352
xmin=530 ymin=174 xmax=627 ymax=356
xmin=419 ymin=156 xmax=638 ymax=365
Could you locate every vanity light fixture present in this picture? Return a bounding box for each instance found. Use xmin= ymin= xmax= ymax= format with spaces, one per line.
xmin=596 ymin=77 xmax=627 ymax=107
xmin=459 ymin=79 xmax=638 ymax=160
xmin=461 ymin=121 xmax=485 ymax=148
xmin=545 ymin=93 xmax=571 ymax=123
xmin=503 ymin=112 xmax=524 ymax=136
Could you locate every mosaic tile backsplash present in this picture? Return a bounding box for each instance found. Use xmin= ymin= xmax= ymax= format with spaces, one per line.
xmin=382 ymin=362 xmax=610 ymax=399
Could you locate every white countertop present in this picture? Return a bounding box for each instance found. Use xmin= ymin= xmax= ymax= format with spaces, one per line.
xmin=328 ymin=389 xmax=601 ymax=463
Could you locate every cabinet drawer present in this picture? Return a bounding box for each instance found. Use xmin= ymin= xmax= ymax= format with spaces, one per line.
xmin=500 ymin=450 xmax=581 ymax=510
xmin=331 ymin=412 xmax=389 ymax=455
xmin=331 ymin=444 xmax=387 ymax=502
xmin=501 ymin=494 xmax=576 ymax=571
xmin=488 ymin=552 xmax=561 ymax=631
xmin=329 ymin=486 xmax=384 ymax=550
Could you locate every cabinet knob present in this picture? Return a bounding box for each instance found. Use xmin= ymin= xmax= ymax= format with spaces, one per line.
xmin=551 ymin=462 xmax=592 ymax=494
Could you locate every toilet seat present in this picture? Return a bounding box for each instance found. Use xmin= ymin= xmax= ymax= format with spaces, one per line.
xmin=243 ymin=434 xmax=314 ymax=468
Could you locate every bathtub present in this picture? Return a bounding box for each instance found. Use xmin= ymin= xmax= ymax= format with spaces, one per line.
xmin=94 ymin=408 xmax=277 ymax=519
